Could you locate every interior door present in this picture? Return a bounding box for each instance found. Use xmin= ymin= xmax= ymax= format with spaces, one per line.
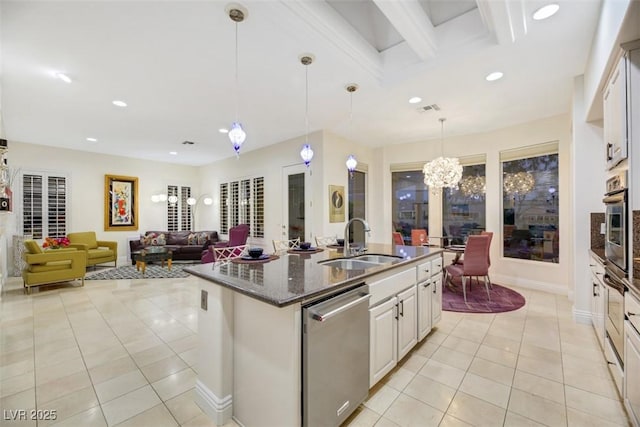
xmin=348 ymin=169 xmax=366 ymax=243
xmin=282 ymin=164 xmax=311 ymax=241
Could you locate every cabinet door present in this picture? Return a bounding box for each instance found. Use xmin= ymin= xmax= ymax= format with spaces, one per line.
xmin=417 ymin=281 xmax=432 ymax=341
xmin=432 ymin=273 xmax=443 ymax=325
xmin=369 ymin=297 xmax=397 ymax=387
xmin=625 ymin=321 xmax=640 ymax=426
xmin=604 ymin=56 xmax=627 ymax=166
xmin=397 ymin=286 xmax=418 ymax=360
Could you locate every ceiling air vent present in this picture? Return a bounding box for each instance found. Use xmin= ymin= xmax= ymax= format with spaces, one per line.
xmin=182 ymin=140 xmax=195 ymax=145
xmin=416 ymin=104 xmax=441 ymax=113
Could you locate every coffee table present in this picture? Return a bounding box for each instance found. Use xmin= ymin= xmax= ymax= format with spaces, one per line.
xmin=133 ymin=247 xmax=173 ymax=276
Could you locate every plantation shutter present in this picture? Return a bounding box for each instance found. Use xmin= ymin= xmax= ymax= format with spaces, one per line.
xmin=220 ymin=183 xmax=229 ymax=234
xmin=22 ymin=172 xmax=67 ymax=240
xmin=252 ymin=177 xmax=264 ymax=238
xmin=167 ymin=185 xmax=178 ymax=231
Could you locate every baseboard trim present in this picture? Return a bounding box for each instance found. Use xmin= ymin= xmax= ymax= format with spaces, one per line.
xmin=492 ymin=273 xmax=566 ymax=295
xmin=195 ymin=380 xmax=233 ymax=425
xmin=573 ymin=308 xmax=592 ymax=325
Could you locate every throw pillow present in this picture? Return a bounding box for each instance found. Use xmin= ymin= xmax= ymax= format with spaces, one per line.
xmin=151 ymin=233 xmax=166 ymax=246
xmin=140 ymin=232 xmax=157 ymax=246
xmin=187 ymin=233 xmax=198 ymax=245
xmin=197 ymin=232 xmax=209 ymax=246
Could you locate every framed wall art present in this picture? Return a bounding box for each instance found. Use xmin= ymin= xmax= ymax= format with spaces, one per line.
xmin=329 ymin=184 xmax=345 ymax=223
xmin=104 ymin=174 xmax=138 ymax=231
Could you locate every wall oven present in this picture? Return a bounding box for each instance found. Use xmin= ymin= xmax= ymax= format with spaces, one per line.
xmin=604 ymin=172 xmax=628 ymax=273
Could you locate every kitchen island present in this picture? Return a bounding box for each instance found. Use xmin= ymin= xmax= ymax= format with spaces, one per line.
xmin=185 ymin=243 xmax=443 ymax=426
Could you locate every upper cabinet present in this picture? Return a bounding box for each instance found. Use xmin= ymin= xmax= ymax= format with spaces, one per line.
xmin=604 ymin=54 xmax=628 ymax=170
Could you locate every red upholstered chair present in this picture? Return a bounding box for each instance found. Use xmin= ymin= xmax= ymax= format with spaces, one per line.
xmin=455 ymin=231 xmax=494 ymax=287
xmin=201 ymin=224 xmax=250 ymax=263
xmin=411 ymin=229 xmax=427 ymax=246
xmin=445 ymin=235 xmax=491 ymax=303
xmin=392 ymin=232 xmax=404 ymax=245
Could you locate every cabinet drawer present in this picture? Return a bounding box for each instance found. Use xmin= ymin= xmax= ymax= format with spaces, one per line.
xmin=627 ymin=292 xmax=640 ymax=334
xmin=417 ymin=260 xmax=432 ymax=282
xmin=431 ymin=257 xmax=443 ymax=274
xmin=368 ymin=269 xmax=416 ymax=306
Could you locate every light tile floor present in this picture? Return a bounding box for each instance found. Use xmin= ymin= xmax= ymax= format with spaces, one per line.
xmin=0 ymin=273 xmax=632 ymax=427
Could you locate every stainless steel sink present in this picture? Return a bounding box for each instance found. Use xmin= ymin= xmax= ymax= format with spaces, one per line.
xmin=352 ymin=254 xmax=402 ymax=264
xmin=319 ymin=259 xmax=381 ymax=270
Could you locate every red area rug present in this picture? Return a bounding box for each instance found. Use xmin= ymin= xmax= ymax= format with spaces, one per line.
xmin=443 ymin=278 xmax=526 ymax=314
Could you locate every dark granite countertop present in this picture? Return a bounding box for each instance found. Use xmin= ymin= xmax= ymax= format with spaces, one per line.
xmin=185 ymin=243 xmax=443 ymax=307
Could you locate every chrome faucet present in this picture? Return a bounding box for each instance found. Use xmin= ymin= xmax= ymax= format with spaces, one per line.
xmin=344 ymin=218 xmax=371 ymax=257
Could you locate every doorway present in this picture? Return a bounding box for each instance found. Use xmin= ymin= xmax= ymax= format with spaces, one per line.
xmin=348 ymin=170 xmax=367 ymax=242
xmin=282 ymin=164 xmax=311 ymax=241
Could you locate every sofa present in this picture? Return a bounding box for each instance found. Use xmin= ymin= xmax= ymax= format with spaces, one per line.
xmin=129 ymin=230 xmax=221 ymax=264
xmin=67 ymin=231 xmax=118 ymax=268
xmin=22 ymin=240 xmax=86 ymax=294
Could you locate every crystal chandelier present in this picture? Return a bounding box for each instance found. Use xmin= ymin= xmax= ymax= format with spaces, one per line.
xmin=503 ymin=171 xmax=535 ymax=195
xmin=227 ymin=6 xmax=247 ymax=156
xmin=299 ymin=55 xmax=314 ymax=168
xmin=459 ymin=175 xmax=486 ymax=199
xmin=423 ymin=118 xmax=462 ymax=189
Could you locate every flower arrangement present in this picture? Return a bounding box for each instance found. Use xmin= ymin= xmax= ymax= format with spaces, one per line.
xmin=42 ymin=236 xmax=70 ymax=249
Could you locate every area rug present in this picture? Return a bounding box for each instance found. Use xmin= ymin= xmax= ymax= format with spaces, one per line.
xmin=443 ymin=278 xmax=525 ymax=314
xmin=86 ymin=264 xmax=192 ymax=280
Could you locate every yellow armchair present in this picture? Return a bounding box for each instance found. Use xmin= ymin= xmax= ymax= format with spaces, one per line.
xmin=67 ymin=231 xmax=118 ymax=267
xmin=22 ymin=240 xmax=86 ymax=294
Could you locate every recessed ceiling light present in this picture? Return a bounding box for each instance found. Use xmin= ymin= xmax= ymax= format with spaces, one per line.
xmin=169 ymin=151 xmax=178 ymax=155
xmin=112 ymin=100 xmax=127 ymax=107
xmin=408 ymin=97 xmax=422 ymax=104
xmin=219 ymin=128 xmax=229 ymax=134
xmin=55 ymin=73 xmax=72 ymax=83
xmin=485 ymin=71 xmax=504 ymax=81
xmin=86 ymin=137 xmax=97 ymax=142
xmin=533 ymin=3 xmax=559 ymax=20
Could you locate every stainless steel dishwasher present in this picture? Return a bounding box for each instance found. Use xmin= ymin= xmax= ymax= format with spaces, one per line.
xmin=302 ymin=285 xmax=370 ymax=426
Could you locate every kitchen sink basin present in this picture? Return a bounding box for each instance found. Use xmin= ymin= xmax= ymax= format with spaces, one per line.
xmin=319 ymin=259 xmax=381 ymax=270
xmin=352 ymin=254 xmax=402 ymax=264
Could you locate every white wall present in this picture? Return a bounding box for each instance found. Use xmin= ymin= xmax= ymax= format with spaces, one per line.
xmin=9 ymin=142 xmax=199 ymax=264
xmin=379 ymin=114 xmax=572 ymax=294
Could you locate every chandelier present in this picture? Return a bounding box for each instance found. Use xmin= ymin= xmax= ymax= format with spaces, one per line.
xmin=423 ymin=118 xmax=462 ymax=189
xmin=299 ymin=55 xmax=314 ymax=168
xmin=227 ymin=6 xmax=247 ymax=156
xmin=459 ymin=175 xmax=486 ymax=199
xmin=503 ymin=171 xmax=535 ymax=195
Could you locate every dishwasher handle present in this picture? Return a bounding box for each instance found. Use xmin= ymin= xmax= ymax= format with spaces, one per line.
xmin=310 ymin=293 xmax=371 ymax=322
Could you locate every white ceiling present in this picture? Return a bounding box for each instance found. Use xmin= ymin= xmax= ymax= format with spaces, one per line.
xmin=1 ymin=0 xmax=602 ymax=166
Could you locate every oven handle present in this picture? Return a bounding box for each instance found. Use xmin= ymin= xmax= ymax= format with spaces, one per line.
xmin=603 ymin=273 xmax=626 ymax=295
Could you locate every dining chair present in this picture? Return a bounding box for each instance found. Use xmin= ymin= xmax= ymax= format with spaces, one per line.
xmin=213 ymin=244 xmax=248 ymax=262
xmin=410 ymin=229 xmax=428 ymax=246
xmin=392 ymin=232 xmax=404 ymax=245
xmin=315 ymin=236 xmax=337 ymax=247
xmin=272 ymin=237 xmax=301 ymax=252
xmin=444 ymin=235 xmax=491 ymax=303
xmin=452 ymin=230 xmax=493 ymax=288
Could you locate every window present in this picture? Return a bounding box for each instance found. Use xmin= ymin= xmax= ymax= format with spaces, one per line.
xmin=348 ymin=169 xmax=367 ymax=243
xmin=167 ymin=185 xmax=192 ymax=231
xmin=443 ymin=162 xmax=486 ymax=245
xmin=22 ymin=172 xmax=68 ymax=239
xmin=391 ymin=170 xmax=428 ymax=244
xmin=501 ymin=142 xmax=559 ymax=263
xmin=220 ymin=176 xmax=264 ymax=238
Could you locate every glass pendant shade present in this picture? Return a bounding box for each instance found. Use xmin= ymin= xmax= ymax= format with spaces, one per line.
xmin=300 ymin=144 xmax=314 ymax=167
xmin=346 ymin=155 xmax=357 ymax=175
xmin=422 ymin=157 xmax=463 ymax=189
xmin=228 ymin=122 xmax=246 ymax=155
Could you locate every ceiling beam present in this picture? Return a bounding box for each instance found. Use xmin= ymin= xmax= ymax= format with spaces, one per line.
xmin=476 ymin=0 xmax=527 ymax=45
xmin=372 ymin=0 xmax=437 ymax=62
xmin=275 ymin=0 xmax=384 ymax=81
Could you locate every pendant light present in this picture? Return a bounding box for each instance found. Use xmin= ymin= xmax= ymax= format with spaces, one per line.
xmin=299 ymin=54 xmax=314 ymax=168
xmin=345 ymin=84 xmax=358 ymax=178
xmin=227 ymin=5 xmax=247 ymax=157
xmin=422 ymin=118 xmax=462 ymax=189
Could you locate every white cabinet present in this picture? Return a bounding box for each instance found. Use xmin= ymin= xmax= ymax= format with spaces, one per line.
xmin=417 ymin=257 xmax=443 ymax=338
xmin=417 ymin=280 xmax=432 ymax=341
xmin=590 ymin=253 xmax=606 ymax=349
xmin=625 ymin=292 xmax=640 ymax=427
xmin=432 ymin=273 xmax=443 ymax=325
xmin=604 ymin=55 xmax=628 ymax=169
xmin=369 ymin=297 xmax=398 ymax=387
xmin=397 ymin=286 xmax=417 ymax=359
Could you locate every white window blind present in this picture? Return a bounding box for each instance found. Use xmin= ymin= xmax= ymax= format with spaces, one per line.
xmin=180 ymin=186 xmax=192 ymax=231
xmin=220 ymin=176 xmax=265 ymax=238
xmin=220 ymin=183 xmax=229 ymax=234
xmin=167 ymin=185 xmax=192 ymax=231
xmin=167 ymin=185 xmax=178 ymax=232
xmin=22 ymin=172 xmax=67 ymax=239
xmin=252 ymin=177 xmax=264 ymax=238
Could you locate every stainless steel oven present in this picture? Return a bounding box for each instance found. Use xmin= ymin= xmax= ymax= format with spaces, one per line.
xmin=604 ymin=263 xmax=627 ymax=368
xmin=604 ymin=172 xmax=628 ymax=273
